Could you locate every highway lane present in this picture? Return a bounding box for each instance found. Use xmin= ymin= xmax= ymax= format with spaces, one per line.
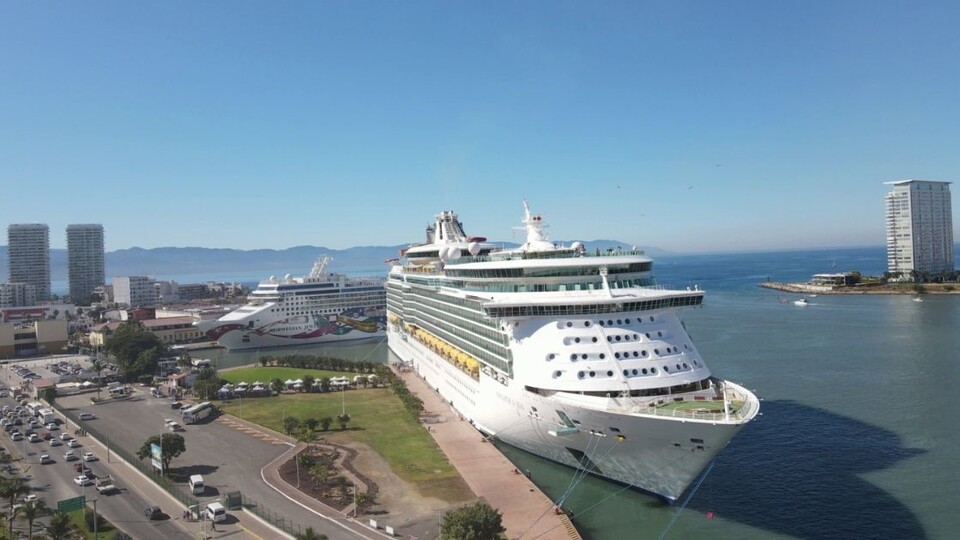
xmin=58 ymin=389 xmax=363 ymax=540
xmin=0 ymin=394 xmax=194 ymax=540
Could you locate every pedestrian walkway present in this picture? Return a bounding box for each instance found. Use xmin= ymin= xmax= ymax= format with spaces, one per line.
xmin=394 ymin=366 xmax=580 ymax=540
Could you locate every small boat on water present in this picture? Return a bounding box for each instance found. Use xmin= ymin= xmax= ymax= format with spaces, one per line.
xmin=913 ymin=296 xmax=924 ymax=302
xmin=794 ymin=298 xmax=809 ymax=306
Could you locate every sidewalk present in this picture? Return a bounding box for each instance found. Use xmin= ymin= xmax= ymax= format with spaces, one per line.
xmin=395 ymin=367 xmax=580 ymax=540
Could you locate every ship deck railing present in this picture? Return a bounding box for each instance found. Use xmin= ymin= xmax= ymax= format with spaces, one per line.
xmin=555 ymin=384 xmax=756 ymax=423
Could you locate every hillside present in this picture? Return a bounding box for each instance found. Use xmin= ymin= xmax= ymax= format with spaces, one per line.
xmin=0 ymin=240 xmax=667 ymax=281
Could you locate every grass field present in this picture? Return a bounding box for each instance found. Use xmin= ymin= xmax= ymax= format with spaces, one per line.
xmin=65 ymin=508 xmax=119 ymax=540
xmin=218 ymin=367 xmax=472 ymax=503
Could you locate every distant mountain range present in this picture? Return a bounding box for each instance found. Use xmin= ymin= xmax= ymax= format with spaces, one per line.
xmin=0 ymin=241 xmax=667 ymax=282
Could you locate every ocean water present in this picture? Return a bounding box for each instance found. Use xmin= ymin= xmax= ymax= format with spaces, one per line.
xmin=213 ymin=247 xmax=958 ymax=540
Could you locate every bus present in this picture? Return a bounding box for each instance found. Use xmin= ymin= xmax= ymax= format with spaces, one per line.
xmin=181 ymin=402 xmax=216 ymax=424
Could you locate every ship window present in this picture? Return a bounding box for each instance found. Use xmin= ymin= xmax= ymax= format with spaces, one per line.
xmin=642 ymin=368 xmax=648 ymax=374
xmin=634 ymin=334 xmax=639 ymax=340
xmin=592 ymin=337 xmax=598 ymax=343
xmin=589 ymin=371 xmax=595 ymax=377
xmin=548 ymin=354 xmax=555 ymax=360
xmin=622 ymin=369 xmax=629 ymax=376
xmin=658 ymin=331 xmax=663 ymax=337
xmin=607 ymin=371 xmax=613 ymax=376
xmin=570 ymin=354 xmax=577 ymax=360
xmin=607 ymin=320 xmax=613 ymax=325
xmin=682 ymin=363 xmax=689 ymax=369
xmin=581 ymin=354 xmax=588 ymax=360
xmin=577 ymin=371 xmax=584 ymax=379
xmin=614 ymin=353 xmax=620 ymax=359
xmin=617 ymin=319 xmax=622 ymax=324
xmin=633 ymin=351 xmax=639 ymax=358
xmin=632 ymin=369 xmax=638 ymax=375
xmin=654 ymin=349 xmax=660 ymax=355
xmin=554 ymin=371 xmax=562 ymax=378
xmin=663 ymin=366 xmax=669 ymax=372
xmin=566 ymin=322 xmax=573 ymax=327
xmin=641 ymin=350 xmax=648 ymax=357
xmin=607 ymin=336 xmax=612 ymax=342
xmin=599 ymin=354 xmax=605 ymax=359
xmin=649 ymin=316 xmax=654 ymax=322
xmin=584 ymin=321 xmax=591 ymax=327
xmin=575 ymin=337 xmax=581 ymax=343
xmin=651 ymin=367 xmax=657 ymax=374
xmin=625 ymin=319 xmax=631 ymax=324
xmin=676 ymin=364 xmax=681 ymax=370
xmin=598 ymin=320 xmax=605 ymax=326
xmin=615 ymin=336 xmax=621 ymax=342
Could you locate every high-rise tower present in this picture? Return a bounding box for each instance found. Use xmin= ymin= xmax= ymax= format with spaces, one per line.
xmin=885 ymin=180 xmax=954 ymax=275
xmin=7 ymin=224 xmax=50 ymax=301
xmin=67 ymin=224 xmax=105 ymax=303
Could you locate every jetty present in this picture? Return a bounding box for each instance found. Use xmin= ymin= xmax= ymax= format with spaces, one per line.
xmin=393 ymin=365 xmax=581 ymax=540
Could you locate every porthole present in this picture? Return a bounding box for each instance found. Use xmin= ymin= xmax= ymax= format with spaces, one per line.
xmin=622 ymin=370 xmax=629 ymax=376
xmin=599 ymin=320 xmax=605 ymax=327
xmin=574 ymin=337 xmax=581 ymax=343
xmin=641 ymin=368 xmax=648 ymax=375
xmin=548 ymin=354 xmax=555 ymax=360
xmin=684 ymin=344 xmax=689 ymax=350
xmin=631 ymin=369 xmax=638 ymax=375
xmin=599 ymin=354 xmax=606 ymax=359
xmin=645 ymin=333 xmax=651 ymax=338
xmin=649 ymin=316 xmax=654 ymax=322
xmin=570 ymin=354 xmax=577 ymax=360
xmin=589 ymin=371 xmax=596 ymax=378
xmin=625 ymin=318 xmax=631 ymax=324
xmin=614 ymin=353 xmax=621 ymax=359
xmin=566 ymin=322 xmax=573 ymax=327
xmin=654 ymin=349 xmax=660 ymax=355
xmin=577 ymin=371 xmax=585 ymax=379
xmin=682 ymin=363 xmax=689 ymax=369
xmin=607 ymin=320 xmax=613 ymax=325
xmin=585 ymin=321 xmax=591 ymax=327
xmin=676 ymin=364 xmax=681 ymax=370
xmin=641 ymin=350 xmax=648 ymax=357
xmin=617 ymin=319 xmax=622 ymax=325
xmin=634 ymin=334 xmax=640 ymax=340
xmin=553 ymin=371 xmax=562 ymax=378
xmin=633 ymin=351 xmax=639 ymax=358
xmin=615 ymin=336 xmax=621 ymax=342
xmin=693 ymin=360 xmax=699 ymax=366
xmin=581 ymin=354 xmax=588 ymax=360
xmin=663 ymin=366 xmax=669 ymax=372
xmin=651 ymin=367 xmax=657 ymax=374
xmin=607 ymin=370 xmax=614 ymax=377
xmin=658 ymin=331 xmax=663 ymax=337
xmin=592 ymin=337 xmax=598 ymax=343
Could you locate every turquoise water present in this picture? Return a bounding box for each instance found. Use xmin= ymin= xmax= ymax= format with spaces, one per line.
xmin=213 ymin=247 xmax=959 ymax=540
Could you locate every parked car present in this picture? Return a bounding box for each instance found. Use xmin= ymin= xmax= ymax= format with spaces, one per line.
xmin=39 ymin=454 xmax=52 ymax=464
xmin=63 ymin=450 xmax=77 ymax=461
xmin=82 ymin=452 xmax=96 ymax=462
xmin=49 ymin=438 xmax=61 ymax=447
xmin=60 ymin=432 xmax=72 ymax=441
xmin=67 ymin=439 xmax=80 ymax=448
xmin=27 ymin=433 xmax=40 ymax=443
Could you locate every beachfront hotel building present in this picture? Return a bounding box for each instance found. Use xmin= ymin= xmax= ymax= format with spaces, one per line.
xmin=67 ymin=224 xmax=105 ymax=303
xmin=7 ymin=224 xmax=51 ymax=301
xmin=112 ymin=276 xmax=158 ymax=307
xmin=885 ymin=180 xmax=954 ymax=275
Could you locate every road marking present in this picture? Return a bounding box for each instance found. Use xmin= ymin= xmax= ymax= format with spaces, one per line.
xmin=238 ymin=523 xmax=265 ymax=540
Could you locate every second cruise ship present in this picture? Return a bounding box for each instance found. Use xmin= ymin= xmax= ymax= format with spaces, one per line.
xmin=198 ymin=257 xmax=386 ymax=350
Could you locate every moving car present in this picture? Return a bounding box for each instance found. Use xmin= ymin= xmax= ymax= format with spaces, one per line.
xmin=78 ymin=412 xmax=95 ymax=420
xmin=49 ymin=438 xmax=61 ymax=447
xmin=82 ymin=452 xmax=96 ymax=462
xmin=145 ymin=506 xmax=163 ymax=520
xmin=73 ymin=475 xmax=94 ymax=486
xmin=39 ymin=454 xmax=52 ymax=464
xmin=67 ymin=439 xmax=80 ymax=448
xmin=63 ymin=450 xmax=77 ymax=461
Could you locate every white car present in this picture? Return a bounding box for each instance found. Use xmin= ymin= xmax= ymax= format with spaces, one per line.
xmin=10 ymin=432 xmax=22 ymax=441
xmin=39 ymin=454 xmax=52 ymax=464
xmin=45 ymin=423 xmax=58 ymax=431
xmin=73 ymin=475 xmax=94 ymax=486
xmin=60 ymin=432 xmax=72 ymax=441
xmin=27 ymin=433 xmax=40 ymax=443
xmin=78 ymin=412 xmax=95 ymax=420
xmin=63 ymin=450 xmax=77 ymax=461
xmin=67 ymin=439 xmax=80 ymax=448
xmin=82 ymin=452 xmax=96 ymax=462
xmin=49 ymin=438 xmax=61 ymax=447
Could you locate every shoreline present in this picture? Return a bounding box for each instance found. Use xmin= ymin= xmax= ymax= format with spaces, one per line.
xmin=759 ymin=282 xmax=960 ymax=295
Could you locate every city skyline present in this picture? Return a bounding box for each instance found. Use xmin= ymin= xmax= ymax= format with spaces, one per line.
xmin=2 ymin=2 xmax=959 ymax=253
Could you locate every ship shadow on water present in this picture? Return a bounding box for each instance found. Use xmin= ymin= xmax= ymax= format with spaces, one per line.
xmin=689 ymin=399 xmax=927 ymax=539
xmin=495 ymin=399 xmax=926 ymax=540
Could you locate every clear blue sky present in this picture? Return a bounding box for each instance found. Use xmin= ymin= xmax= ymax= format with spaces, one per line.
xmin=1 ymin=1 xmax=958 ymax=253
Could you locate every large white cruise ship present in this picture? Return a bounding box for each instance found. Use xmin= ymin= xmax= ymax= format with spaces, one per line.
xmin=386 ymin=203 xmax=759 ymax=502
xmin=198 ymin=257 xmax=386 ymax=350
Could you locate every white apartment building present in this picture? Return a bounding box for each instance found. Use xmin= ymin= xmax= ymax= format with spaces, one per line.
xmin=0 ymin=283 xmax=37 ymax=308
xmin=112 ymin=276 xmax=158 ymax=307
xmin=7 ymin=224 xmax=50 ymax=301
xmin=67 ymin=224 xmax=105 ymax=303
xmin=885 ymin=180 xmax=954 ymax=275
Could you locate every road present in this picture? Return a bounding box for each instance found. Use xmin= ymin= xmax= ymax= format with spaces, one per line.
xmin=57 ymin=388 xmax=365 ymax=540
xmin=0 ymin=393 xmax=194 ymax=540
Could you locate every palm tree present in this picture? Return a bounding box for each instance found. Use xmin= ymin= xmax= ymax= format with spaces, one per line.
xmin=0 ymin=476 xmax=29 ymax=538
xmin=19 ymin=499 xmax=48 ymax=539
xmin=91 ymin=357 xmax=106 ymax=399
xmin=295 ymin=526 xmax=328 ymax=540
xmin=46 ymin=511 xmax=76 ymax=540
xmin=4 ymin=505 xmax=19 ymax=539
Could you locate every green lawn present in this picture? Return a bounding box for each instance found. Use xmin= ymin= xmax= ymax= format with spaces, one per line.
xmin=218 ymin=367 xmax=472 ymax=503
xmin=65 ymin=508 xmax=119 ymax=540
